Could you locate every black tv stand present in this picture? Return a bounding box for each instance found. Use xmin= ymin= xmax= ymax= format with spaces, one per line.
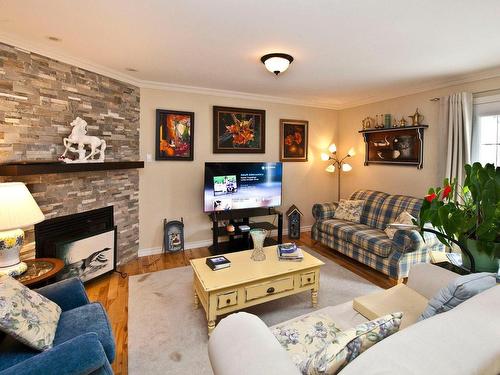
xmin=208 ymin=207 xmax=283 ymax=255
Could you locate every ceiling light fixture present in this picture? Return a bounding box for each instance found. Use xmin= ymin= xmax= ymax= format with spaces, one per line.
xmin=260 ymin=53 xmax=294 ymax=76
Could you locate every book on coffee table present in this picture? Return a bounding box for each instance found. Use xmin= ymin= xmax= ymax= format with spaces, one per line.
xmin=277 ymin=245 xmax=304 ymax=261
xmin=206 ymin=256 xmax=231 ymax=270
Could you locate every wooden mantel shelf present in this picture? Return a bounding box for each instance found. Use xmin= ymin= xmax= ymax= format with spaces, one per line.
xmin=358 ymin=125 xmax=428 ymax=134
xmin=0 ymin=161 xmax=144 ymax=176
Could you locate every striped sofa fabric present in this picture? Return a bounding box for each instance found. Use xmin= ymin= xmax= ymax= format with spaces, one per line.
xmin=311 ymin=190 xmax=445 ymax=279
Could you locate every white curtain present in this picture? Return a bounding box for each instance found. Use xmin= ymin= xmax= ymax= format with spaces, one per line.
xmin=440 ymin=92 xmax=473 ymax=185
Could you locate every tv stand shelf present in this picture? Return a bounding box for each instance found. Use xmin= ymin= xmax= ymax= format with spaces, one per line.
xmin=208 ymin=207 xmax=283 ymax=255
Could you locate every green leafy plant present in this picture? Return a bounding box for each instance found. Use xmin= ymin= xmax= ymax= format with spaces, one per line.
xmin=418 ymin=162 xmax=500 ymax=258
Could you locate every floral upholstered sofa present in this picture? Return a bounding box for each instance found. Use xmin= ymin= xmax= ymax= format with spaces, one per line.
xmin=312 ymin=190 xmax=444 ymax=280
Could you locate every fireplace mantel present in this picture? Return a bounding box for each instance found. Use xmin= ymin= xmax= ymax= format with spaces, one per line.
xmin=0 ymin=161 xmax=144 ymax=176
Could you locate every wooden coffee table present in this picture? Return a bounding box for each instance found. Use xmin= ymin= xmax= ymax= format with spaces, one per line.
xmin=190 ymin=246 xmax=324 ymax=335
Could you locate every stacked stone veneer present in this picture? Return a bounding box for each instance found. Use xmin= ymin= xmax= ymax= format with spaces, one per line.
xmin=0 ymin=42 xmax=140 ymax=264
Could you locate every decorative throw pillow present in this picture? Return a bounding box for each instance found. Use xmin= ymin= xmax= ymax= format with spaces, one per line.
xmin=272 ymin=313 xmax=342 ymax=367
xmin=419 ymin=272 xmax=496 ymax=321
xmin=333 ymin=200 xmax=365 ymax=223
xmin=300 ymin=312 xmax=403 ymax=375
xmin=384 ymin=211 xmax=416 ymax=239
xmin=0 ymin=275 xmax=61 ymax=351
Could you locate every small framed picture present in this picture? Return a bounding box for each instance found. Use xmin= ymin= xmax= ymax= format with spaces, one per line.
xmin=213 ymin=106 xmax=265 ymax=153
xmin=163 ymin=218 xmax=185 ymax=252
xmin=156 ymin=109 xmax=194 ymax=160
xmin=280 ymin=119 xmax=308 ymax=162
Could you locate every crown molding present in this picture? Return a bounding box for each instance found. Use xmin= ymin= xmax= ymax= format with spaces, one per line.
xmin=0 ymin=33 xmax=340 ymax=110
xmin=335 ymin=66 xmax=500 ymax=109
xmin=2 ymin=32 xmax=500 ymax=111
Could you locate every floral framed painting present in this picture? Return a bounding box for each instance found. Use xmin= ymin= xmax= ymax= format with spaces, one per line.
xmin=156 ymin=109 xmax=194 ymax=160
xmin=280 ymin=119 xmax=308 ymax=162
xmin=213 ymin=106 xmax=265 ymax=153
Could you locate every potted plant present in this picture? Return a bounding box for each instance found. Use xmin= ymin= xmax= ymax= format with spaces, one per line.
xmin=418 ymin=162 xmax=500 ymax=272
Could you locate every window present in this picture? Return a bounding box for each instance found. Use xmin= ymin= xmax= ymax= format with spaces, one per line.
xmin=472 ymin=94 xmax=500 ymax=166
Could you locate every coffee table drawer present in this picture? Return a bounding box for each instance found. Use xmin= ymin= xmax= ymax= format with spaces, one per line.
xmin=245 ymin=277 xmax=294 ymax=302
xmin=217 ymin=291 xmax=238 ymax=309
xmin=300 ymin=271 xmax=316 ymax=287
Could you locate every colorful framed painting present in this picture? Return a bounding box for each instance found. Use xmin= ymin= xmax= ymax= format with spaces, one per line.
xmin=213 ymin=106 xmax=265 ymax=153
xmin=280 ymin=119 xmax=308 ymax=162
xmin=156 ymin=109 xmax=194 ymax=160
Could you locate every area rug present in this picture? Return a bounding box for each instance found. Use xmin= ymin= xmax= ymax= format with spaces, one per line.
xmin=128 ymin=248 xmax=381 ymax=375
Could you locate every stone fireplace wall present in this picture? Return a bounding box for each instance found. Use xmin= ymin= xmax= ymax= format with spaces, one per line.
xmin=0 ymin=42 xmax=140 ymax=264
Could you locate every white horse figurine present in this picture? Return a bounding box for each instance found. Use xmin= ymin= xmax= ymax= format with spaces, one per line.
xmin=60 ymin=117 xmax=106 ymax=163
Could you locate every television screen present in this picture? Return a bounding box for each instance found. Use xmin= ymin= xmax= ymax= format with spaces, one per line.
xmin=204 ymin=162 xmax=282 ymax=212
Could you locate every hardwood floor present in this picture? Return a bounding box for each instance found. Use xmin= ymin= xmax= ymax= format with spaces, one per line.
xmin=84 ymin=232 xmax=397 ymax=375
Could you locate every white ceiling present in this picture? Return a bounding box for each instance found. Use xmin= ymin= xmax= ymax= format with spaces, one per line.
xmin=1 ymin=0 xmax=500 ymax=109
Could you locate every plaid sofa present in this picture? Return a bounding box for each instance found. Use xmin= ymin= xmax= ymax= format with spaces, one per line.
xmin=311 ymin=190 xmax=445 ymax=279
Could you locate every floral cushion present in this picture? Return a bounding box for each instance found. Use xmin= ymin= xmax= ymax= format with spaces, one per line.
xmin=384 ymin=211 xmax=416 ymax=239
xmin=333 ymin=200 xmax=365 ymax=223
xmin=300 ymin=312 xmax=403 ymax=375
xmin=0 ymin=275 xmax=61 ymax=351
xmin=272 ymin=313 xmax=342 ymax=366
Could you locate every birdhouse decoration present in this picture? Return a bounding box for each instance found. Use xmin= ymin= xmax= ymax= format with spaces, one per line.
xmin=286 ymin=205 xmax=303 ymax=240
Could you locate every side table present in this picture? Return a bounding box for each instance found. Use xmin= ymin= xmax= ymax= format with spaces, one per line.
xmin=14 ymin=258 xmax=64 ymax=287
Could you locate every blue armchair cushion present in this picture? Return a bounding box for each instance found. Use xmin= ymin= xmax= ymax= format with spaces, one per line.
xmin=35 ymin=278 xmax=90 ymax=312
xmin=54 ymin=302 xmax=115 ymax=363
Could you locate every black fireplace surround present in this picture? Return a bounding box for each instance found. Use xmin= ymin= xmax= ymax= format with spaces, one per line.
xmin=35 ymin=206 xmax=114 ymax=258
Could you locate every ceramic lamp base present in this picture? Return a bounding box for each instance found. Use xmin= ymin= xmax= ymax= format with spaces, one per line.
xmin=0 ymin=228 xmax=27 ymax=277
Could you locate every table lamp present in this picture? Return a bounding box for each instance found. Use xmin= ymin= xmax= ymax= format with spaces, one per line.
xmin=0 ymin=182 xmax=45 ymax=276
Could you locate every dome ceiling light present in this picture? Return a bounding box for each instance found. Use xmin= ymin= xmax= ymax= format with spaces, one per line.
xmin=260 ymin=53 xmax=294 ymax=76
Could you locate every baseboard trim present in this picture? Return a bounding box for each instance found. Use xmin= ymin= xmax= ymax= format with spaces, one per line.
xmin=137 ymin=225 xmax=312 ymax=258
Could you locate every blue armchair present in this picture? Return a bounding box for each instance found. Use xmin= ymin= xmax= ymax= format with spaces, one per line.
xmin=0 ymin=278 xmax=115 ymax=375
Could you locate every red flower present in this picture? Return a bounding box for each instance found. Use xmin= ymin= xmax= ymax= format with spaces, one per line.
xmin=425 ymin=193 xmax=437 ymax=203
xmin=442 ymin=185 xmax=452 ymax=199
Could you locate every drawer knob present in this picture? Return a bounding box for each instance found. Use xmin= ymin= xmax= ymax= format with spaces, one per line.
xmin=226 ymin=298 xmax=231 ymax=304
xmin=267 ymin=287 xmax=275 ymax=294
xmin=307 ymin=278 xmax=311 ymax=282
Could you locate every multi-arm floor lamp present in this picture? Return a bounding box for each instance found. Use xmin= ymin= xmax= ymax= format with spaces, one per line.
xmin=321 ymin=143 xmax=355 ymax=202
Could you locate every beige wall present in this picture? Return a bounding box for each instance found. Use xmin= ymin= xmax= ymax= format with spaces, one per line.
xmin=139 ymin=88 xmax=338 ymax=251
xmin=338 ymin=76 xmax=500 ymax=199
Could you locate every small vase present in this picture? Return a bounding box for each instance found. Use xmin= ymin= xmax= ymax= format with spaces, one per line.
xmin=250 ymin=229 xmax=268 ymax=261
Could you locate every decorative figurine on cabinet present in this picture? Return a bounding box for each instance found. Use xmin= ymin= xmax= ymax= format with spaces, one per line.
xmin=408 ymin=108 xmax=424 ymax=126
xmin=286 ymin=205 xmax=303 ymax=240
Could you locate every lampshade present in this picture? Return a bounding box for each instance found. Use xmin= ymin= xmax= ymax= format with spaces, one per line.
xmin=328 ymin=143 xmax=337 ymax=153
xmin=342 ymin=163 xmax=353 ymax=172
xmin=321 ymin=153 xmax=330 ymax=161
xmin=325 ymin=164 xmax=336 ymax=173
xmin=0 ymin=182 xmax=45 ymax=231
xmin=260 ymin=53 xmax=294 ymax=76
xmin=347 ymin=147 xmax=356 ymax=157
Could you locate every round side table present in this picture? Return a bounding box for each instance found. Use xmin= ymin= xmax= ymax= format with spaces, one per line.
xmin=15 ymin=258 xmax=64 ymax=287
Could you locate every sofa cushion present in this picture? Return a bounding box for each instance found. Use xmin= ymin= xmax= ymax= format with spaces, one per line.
xmin=0 ymin=275 xmax=61 ymax=351
xmin=353 ymin=284 xmax=429 ymax=329
xmin=384 ymin=211 xmax=416 ymax=239
xmin=317 ymin=219 xmax=394 ymax=257
xmin=301 ymin=312 xmax=403 ymax=375
xmin=333 ymin=200 xmax=365 ymax=223
xmin=375 ymin=194 xmax=421 ymax=231
xmin=272 ymin=313 xmax=342 ymax=367
xmin=339 ymin=286 xmax=500 ymax=375
xmin=54 ymin=302 xmax=115 ymax=362
xmin=349 ymin=190 xmax=389 ymax=229
xmin=419 ymin=272 xmax=497 ymax=320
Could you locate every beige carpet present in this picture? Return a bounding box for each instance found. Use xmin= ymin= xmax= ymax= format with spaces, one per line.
xmin=128 ymin=248 xmax=381 ymax=375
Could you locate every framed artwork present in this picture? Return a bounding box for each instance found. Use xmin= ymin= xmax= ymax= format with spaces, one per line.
xmin=280 ymin=119 xmax=308 ymax=162
xmin=55 ymin=227 xmax=117 ymax=283
xmin=359 ymin=126 xmax=427 ymax=169
xmin=213 ymin=106 xmax=265 ymax=153
xmin=163 ymin=218 xmax=184 ymax=252
xmin=156 ymin=109 xmax=194 ymax=160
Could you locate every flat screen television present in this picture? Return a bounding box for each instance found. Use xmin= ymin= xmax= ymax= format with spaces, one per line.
xmin=204 ymin=162 xmax=283 ymax=212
